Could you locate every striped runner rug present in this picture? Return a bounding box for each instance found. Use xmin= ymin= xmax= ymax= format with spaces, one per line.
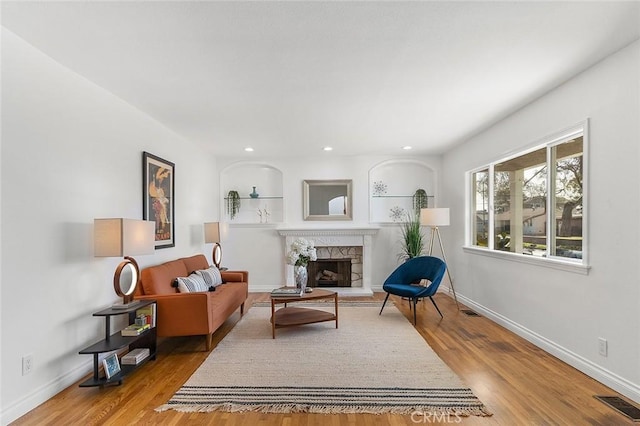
xmin=156 ymin=303 xmax=491 ymax=417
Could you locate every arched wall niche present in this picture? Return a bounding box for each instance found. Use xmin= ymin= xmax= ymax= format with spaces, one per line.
xmin=220 ymin=162 xmax=284 ymax=224
xmin=368 ymin=159 xmax=437 ymax=223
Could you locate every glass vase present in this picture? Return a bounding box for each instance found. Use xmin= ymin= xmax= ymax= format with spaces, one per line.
xmin=294 ymin=265 xmax=308 ymax=291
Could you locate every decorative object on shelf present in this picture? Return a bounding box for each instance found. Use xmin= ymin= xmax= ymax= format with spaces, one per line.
xmin=250 ymin=186 xmax=259 ymax=198
xmin=412 ymin=189 xmax=429 ymax=215
xmin=286 ymin=238 xmax=317 ymax=290
xmin=420 ymin=208 xmax=459 ymax=309
xmin=389 ymin=206 xmax=406 ymax=222
xmin=204 ymin=222 xmax=223 ymax=268
xmin=94 ymin=218 xmax=155 ymax=309
xmin=257 ymin=206 xmax=270 ymax=224
xmin=398 ymin=212 xmax=425 ymax=262
xmin=142 ymin=151 xmax=175 ymax=249
xmin=372 ymin=180 xmax=387 ymax=196
xmin=226 ymin=190 xmax=241 ymax=220
xmin=102 ymin=353 xmax=121 ymax=380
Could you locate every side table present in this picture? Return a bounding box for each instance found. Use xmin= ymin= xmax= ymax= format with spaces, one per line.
xmin=78 ymin=299 xmax=157 ymax=387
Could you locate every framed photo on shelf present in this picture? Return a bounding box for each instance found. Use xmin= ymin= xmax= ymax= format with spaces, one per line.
xmin=142 ymin=151 xmax=175 ymax=249
xmin=102 ymin=353 xmax=121 ymax=379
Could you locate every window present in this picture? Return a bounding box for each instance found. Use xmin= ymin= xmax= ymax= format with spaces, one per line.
xmin=466 ymin=122 xmax=587 ymax=270
xmin=472 ymin=169 xmax=489 ymax=247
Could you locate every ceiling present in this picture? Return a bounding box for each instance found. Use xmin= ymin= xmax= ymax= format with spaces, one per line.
xmin=2 ymin=1 xmax=639 ymax=158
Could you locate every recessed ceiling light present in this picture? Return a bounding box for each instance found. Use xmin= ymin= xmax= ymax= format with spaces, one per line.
xmin=244 ymin=147 xmax=254 ymax=152
xmin=323 ymin=147 xmax=333 ymax=151
xmin=402 ymin=146 xmax=412 ymax=150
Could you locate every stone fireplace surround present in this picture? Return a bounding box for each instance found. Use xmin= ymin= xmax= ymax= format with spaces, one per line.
xmin=277 ymin=226 xmax=379 ymax=296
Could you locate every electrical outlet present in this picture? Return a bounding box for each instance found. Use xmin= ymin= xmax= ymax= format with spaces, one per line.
xmin=598 ymin=338 xmax=608 ymax=357
xmin=22 ymin=354 xmax=33 ymax=375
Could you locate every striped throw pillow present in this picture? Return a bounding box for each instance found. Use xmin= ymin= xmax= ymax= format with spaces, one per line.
xmin=176 ymin=273 xmax=209 ymax=293
xmin=196 ymin=266 xmax=223 ymax=288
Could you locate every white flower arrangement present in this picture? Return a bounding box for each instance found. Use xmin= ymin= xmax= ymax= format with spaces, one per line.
xmin=286 ymin=238 xmax=317 ymax=267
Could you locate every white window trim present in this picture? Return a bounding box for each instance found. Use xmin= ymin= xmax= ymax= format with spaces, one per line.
xmin=465 ymin=119 xmax=589 ymax=273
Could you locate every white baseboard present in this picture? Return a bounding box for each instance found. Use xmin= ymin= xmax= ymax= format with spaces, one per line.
xmin=455 ymin=292 xmax=640 ymax=404
xmin=1 ymin=361 xmax=92 ymax=425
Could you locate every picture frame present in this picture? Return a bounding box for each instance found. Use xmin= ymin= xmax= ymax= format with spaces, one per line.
xmin=143 ymin=151 xmax=175 ymax=249
xmin=102 ymin=353 xmax=121 ymax=379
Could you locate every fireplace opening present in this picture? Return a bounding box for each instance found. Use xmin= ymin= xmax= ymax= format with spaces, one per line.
xmin=307 ymin=259 xmax=352 ymax=287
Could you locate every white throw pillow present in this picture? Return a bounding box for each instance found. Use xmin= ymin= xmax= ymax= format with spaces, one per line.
xmin=196 ymin=266 xmax=223 ymax=288
xmin=176 ymin=273 xmax=209 ymax=293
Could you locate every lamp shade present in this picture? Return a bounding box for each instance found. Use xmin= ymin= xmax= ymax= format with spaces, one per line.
xmin=204 ymin=222 xmax=221 ymax=243
xmin=420 ymin=208 xmax=450 ymax=227
xmin=94 ymin=218 xmax=155 ymax=257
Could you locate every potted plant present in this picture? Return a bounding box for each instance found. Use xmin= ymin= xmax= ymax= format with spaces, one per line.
xmin=226 ymin=190 xmax=241 ymax=220
xmin=398 ymin=212 xmax=425 ymax=261
xmin=412 ymin=189 xmax=429 ymax=215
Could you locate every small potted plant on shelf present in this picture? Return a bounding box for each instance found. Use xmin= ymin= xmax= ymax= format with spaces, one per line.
xmin=412 ymin=189 xmax=429 ymax=215
xmin=226 ymin=190 xmax=241 ymax=220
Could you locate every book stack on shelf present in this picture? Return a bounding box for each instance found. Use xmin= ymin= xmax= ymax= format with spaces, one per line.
xmin=121 ymin=323 xmax=150 ymax=336
xmin=121 ymin=348 xmax=150 ymax=365
xmin=271 ymin=287 xmax=304 ymax=297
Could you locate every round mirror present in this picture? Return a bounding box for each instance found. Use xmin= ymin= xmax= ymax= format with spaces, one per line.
xmin=113 ymin=257 xmax=140 ymax=304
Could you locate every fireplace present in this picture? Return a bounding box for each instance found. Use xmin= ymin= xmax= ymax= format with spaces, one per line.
xmin=307 ymin=259 xmax=352 ymax=287
xmin=277 ymin=226 xmax=379 ymax=295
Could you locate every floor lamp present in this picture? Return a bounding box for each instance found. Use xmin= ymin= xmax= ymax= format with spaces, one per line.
xmin=420 ymin=208 xmax=460 ymax=309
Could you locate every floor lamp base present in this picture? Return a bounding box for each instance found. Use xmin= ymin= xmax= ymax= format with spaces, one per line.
xmin=428 ymin=227 xmax=460 ymax=310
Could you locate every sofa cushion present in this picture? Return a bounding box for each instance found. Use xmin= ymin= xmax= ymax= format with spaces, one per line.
xmin=176 ymin=273 xmax=209 ymax=293
xmin=182 ymin=254 xmax=210 ymax=274
xmin=140 ymin=259 xmax=189 ymax=295
xmin=196 ymin=266 xmax=223 ymax=287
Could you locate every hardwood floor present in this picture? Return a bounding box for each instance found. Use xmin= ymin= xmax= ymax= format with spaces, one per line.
xmin=12 ymin=292 xmax=636 ymax=425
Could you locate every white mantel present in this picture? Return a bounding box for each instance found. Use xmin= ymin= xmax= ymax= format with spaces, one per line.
xmin=277 ymin=226 xmax=379 ymax=296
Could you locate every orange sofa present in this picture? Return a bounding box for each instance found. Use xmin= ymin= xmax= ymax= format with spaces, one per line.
xmin=134 ymin=254 xmax=248 ymax=350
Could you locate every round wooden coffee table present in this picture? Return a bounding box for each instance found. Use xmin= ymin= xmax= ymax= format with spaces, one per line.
xmin=270 ymin=288 xmax=338 ymax=338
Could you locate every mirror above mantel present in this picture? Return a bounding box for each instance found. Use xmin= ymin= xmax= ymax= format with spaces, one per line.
xmin=303 ymin=179 xmax=352 ymax=221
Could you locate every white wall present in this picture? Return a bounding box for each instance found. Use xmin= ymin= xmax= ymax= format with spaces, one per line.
xmin=217 ymin=155 xmax=442 ymax=292
xmin=0 ymin=29 xmax=218 ymax=424
xmin=441 ymin=40 xmax=640 ymax=402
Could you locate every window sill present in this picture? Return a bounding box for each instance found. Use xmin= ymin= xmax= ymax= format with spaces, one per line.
xmin=462 ymin=246 xmax=590 ymax=275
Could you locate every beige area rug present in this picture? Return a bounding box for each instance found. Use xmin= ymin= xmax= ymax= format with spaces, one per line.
xmin=156 ymin=303 xmax=491 ymax=416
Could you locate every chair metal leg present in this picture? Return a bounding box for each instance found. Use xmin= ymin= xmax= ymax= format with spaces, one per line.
xmin=429 ymin=296 xmax=444 ymax=318
xmin=379 ymin=293 xmax=390 ymax=316
xmin=412 ymin=298 xmax=417 ymax=325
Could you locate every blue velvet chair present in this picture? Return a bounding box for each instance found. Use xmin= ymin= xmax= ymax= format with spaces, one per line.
xmin=379 ymin=256 xmax=447 ymax=325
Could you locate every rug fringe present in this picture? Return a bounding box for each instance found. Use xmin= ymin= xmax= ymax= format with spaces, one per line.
xmin=156 ymin=402 xmax=492 ymax=416
xmin=252 ymin=300 xmax=392 ymax=308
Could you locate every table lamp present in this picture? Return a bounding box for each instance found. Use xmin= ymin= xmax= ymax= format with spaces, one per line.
xmin=204 ymin=222 xmax=222 ymax=268
xmin=420 ymin=208 xmax=459 ymax=309
xmin=94 ymin=218 xmax=155 ymax=309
